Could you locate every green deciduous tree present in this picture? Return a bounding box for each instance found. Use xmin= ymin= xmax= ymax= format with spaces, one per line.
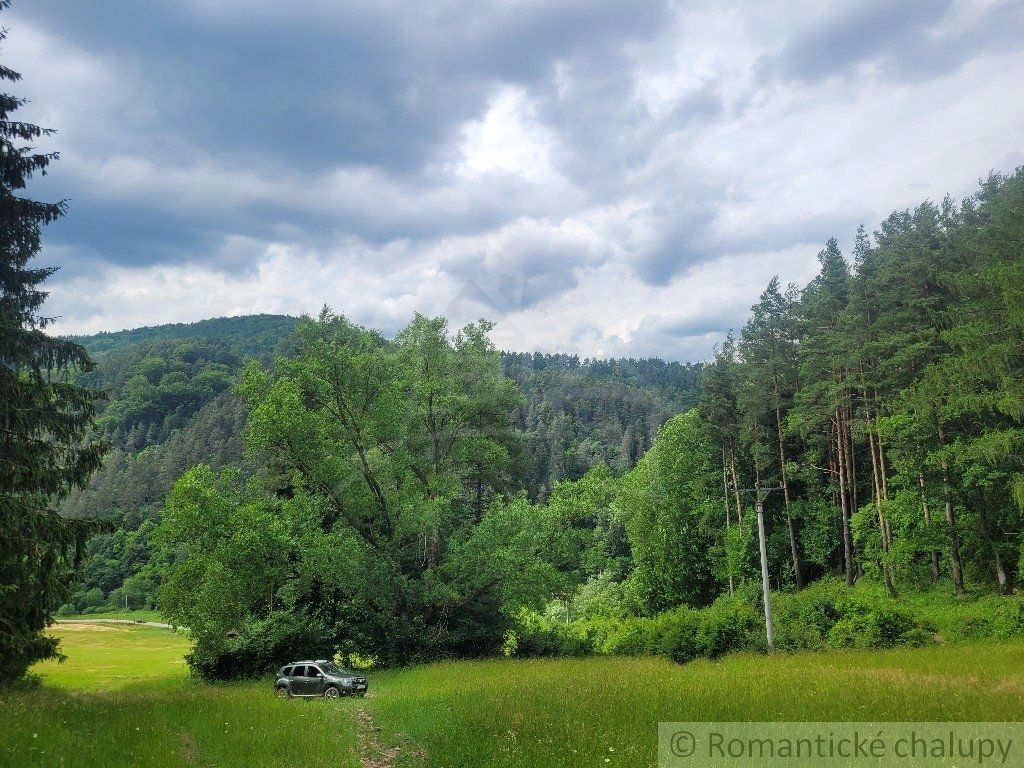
xmin=157 ymin=310 xmax=547 ymax=672
xmin=619 ymin=410 xmax=720 ymax=613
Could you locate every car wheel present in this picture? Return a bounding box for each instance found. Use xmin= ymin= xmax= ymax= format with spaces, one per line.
xmin=323 ymin=686 xmax=341 ymax=699
xmin=276 ymin=686 xmax=291 ymax=699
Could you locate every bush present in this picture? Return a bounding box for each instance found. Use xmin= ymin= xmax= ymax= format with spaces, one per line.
xmin=187 ymin=611 xmax=336 ymax=681
xmin=514 ymin=579 xmax=1024 ymax=666
xmin=771 ymin=578 xmax=933 ymax=651
xmin=697 ymin=595 xmax=762 ymax=657
xmin=826 ymin=601 xmax=930 ymax=649
xmin=908 ymin=593 xmax=1024 ymax=642
xmin=657 ymin=596 xmax=762 ymax=664
xmin=55 ymin=604 xmax=76 ymax=617
xmin=992 ymin=598 xmax=1024 ymax=638
xmin=772 ymin=577 xmax=847 ymax=651
xmin=77 ymin=587 xmax=105 ymax=613
xmin=601 ymin=616 xmax=663 ymax=656
xmin=505 ymin=610 xmax=600 ymax=658
xmin=659 ymin=608 xmax=701 ymax=663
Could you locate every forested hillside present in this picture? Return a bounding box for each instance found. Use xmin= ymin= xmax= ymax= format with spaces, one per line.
xmin=60 ymin=316 xmax=700 ymax=614
xmin=506 ymin=168 xmax=1024 ymax=666
xmin=505 ymin=352 xmax=700 ymax=498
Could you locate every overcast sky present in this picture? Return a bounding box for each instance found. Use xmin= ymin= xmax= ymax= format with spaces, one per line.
xmin=6 ymin=0 xmax=1023 ymax=361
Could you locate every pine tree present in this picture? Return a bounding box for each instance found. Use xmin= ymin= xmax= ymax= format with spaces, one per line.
xmin=0 ymin=2 xmax=106 ymax=681
xmin=871 ymin=201 xmax=968 ymax=594
xmin=791 ymin=238 xmax=861 ymax=585
xmin=934 ymin=172 xmax=1024 ymax=592
xmin=699 ymin=333 xmax=746 ymax=527
xmin=740 ymin=277 xmax=804 ymax=588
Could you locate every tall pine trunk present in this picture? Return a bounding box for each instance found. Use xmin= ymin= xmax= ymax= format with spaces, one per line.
xmin=864 ymin=398 xmax=896 ymax=596
xmin=729 ymin=445 xmax=744 ymax=529
xmin=722 ymin=448 xmax=734 ymax=595
xmin=774 ymin=405 xmax=803 ymax=588
xmin=918 ymin=473 xmax=941 ymax=582
xmin=836 ymin=408 xmax=855 ymax=586
xmin=937 ymin=423 xmax=965 ymax=596
xmin=979 ymin=508 xmax=1013 ymax=594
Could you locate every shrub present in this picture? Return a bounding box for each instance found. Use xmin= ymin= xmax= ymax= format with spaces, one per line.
xmin=698 ymin=595 xmax=763 ymax=657
xmin=772 ymin=577 xmax=847 ymax=650
xmin=601 ymin=617 xmax=663 ymax=656
xmin=659 ymin=608 xmax=701 ymax=664
xmin=992 ymin=598 xmax=1024 ymax=639
xmin=517 ymin=579 xmax=1024 ymax=666
xmin=506 ymin=610 xmax=600 ymax=658
xmin=77 ymin=587 xmax=105 ymax=613
xmin=826 ymin=594 xmax=930 ymax=650
xmin=187 ymin=611 xmax=336 ymax=681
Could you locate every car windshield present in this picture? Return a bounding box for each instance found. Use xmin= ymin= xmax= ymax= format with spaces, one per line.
xmin=318 ymin=662 xmax=349 ymax=675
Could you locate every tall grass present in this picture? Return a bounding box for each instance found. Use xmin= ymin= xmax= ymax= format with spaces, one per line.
xmin=3 ymin=624 xmax=1024 ymax=767
xmin=366 ymin=642 xmax=1024 ymax=768
xmin=32 ymin=623 xmax=189 ymax=691
xmin=2 ymin=624 xmax=361 ymax=768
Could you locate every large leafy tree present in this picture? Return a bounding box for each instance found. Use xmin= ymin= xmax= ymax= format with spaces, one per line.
xmin=157 ymin=310 xmax=537 ymax=671
xmin=618 ymin=410 xmax=720 ymax=613
xmin=0 ymin=2 xmax=106 ymax=680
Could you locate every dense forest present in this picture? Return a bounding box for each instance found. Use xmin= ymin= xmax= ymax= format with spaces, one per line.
xmin=58 ymin=316 xmax=700 ymax=616
xmin=508 ymin=167 xmax=1024 ymax=665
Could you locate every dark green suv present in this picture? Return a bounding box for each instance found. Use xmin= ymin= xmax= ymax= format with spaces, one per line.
xmin=275 ymin=661 xmax=368 ymax=699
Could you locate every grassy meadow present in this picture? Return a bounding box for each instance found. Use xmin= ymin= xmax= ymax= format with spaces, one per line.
xmin=55 ymin=610 xmax=167 ymax=624
xmin=2 ymin=623 xmax=1024 ymax=767
xmin=32 ymin=622 xmax=189 ymax=690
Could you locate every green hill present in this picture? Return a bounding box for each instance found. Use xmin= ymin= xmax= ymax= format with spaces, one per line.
xmin=61 ymin=314 xmax=701 ymax=614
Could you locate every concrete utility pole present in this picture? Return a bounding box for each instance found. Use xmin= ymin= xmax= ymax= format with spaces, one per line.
xmin=755 ymin=482 xmax=775 ymax=651
xmin=741 ymin=482 xmax=782 ymax=651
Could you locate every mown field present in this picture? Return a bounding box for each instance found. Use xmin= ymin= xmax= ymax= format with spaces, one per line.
xmin=2 ymin=623 xmax=1024 ymax=767
xmin=55 ymin=610 xmax=167 ymax=624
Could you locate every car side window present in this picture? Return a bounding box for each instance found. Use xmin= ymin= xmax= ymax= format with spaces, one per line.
xmin=309 ymin=667 xmax=322 ymax=678
xmin=293 ymin=666 xmax=306 ymax=677
xmin=283 ymin=666 xmax=294 ymax=677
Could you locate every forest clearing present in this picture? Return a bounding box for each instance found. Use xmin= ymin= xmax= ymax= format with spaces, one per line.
xmin=3 ymin=623 xmax=1024 ymax=768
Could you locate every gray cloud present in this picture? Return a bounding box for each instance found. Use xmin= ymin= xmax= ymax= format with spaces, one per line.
xmin=13 ymin=0 xmax=670 ymax=172
xmin=4 ymin=0 xmax=1022 ymax=359
xmin=759 ymin=0 xmax=1024 ymax=85
xmin=440 ymin=218 xmax=607 ymax=314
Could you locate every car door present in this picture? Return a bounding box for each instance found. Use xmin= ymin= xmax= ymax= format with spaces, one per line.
xmin=283 ymin=666 xmax=300 ymax=695
xmin=290 ymin=665 xmax=310 ymax=695
xmin=306 ymin=665 xmax=326 ymax=696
